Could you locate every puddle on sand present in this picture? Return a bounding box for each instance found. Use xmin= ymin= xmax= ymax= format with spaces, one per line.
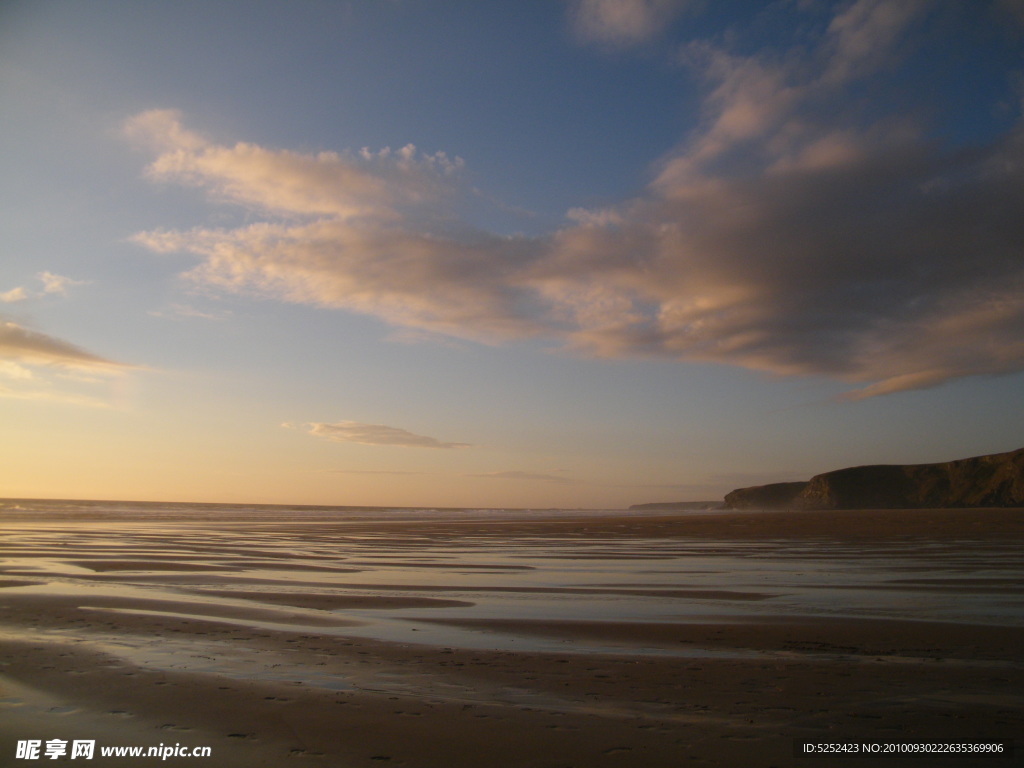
xmin=100 ymin=634 xmax=354 ymax=691
xmin=0 ymin=625 xmax=354 ymax=693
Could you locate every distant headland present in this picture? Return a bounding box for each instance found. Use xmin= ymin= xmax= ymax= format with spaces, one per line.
xmin=627 ymin=501 xmax=725 ymax=512
xmin=632 ymin=447 xmax=1024 ymax=511
xmin=724 ymin=447 xmax=1024 ymax=510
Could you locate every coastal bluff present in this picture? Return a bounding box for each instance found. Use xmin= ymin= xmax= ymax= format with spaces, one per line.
xmin=724 ymin=447 xmax=1024 ymax=510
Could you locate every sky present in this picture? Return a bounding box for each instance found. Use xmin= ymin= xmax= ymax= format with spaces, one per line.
xmin=2 ymin=0 xmax=1024 ymax=508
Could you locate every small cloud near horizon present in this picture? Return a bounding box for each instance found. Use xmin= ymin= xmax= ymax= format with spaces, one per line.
xmin=469 ymin=471 xmax=578 ymax=485
xmin=0 ymin=320 xmax=134 ymax=407
xmin=327 ymin=469 xmax=426 ymax=476
xmin=300 ymin=420 xmax=472 ymax=449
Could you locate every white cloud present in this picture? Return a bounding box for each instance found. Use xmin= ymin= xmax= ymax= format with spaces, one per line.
xmin=0 ymin=287 xmax=28 ymax=303
xmin=1 ymin=273 xmax=86 ymax=303
xmin=304 ymin=421 xmax=471 ymax=449
xmin=38 ymin=271 xmax=85 ymax=296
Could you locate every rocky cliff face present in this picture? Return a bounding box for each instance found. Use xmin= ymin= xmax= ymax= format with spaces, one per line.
xmin=724 ymin=482 xmax=808 ymax=510
xmin=725 ymin=447 xmax=1024 ymax=510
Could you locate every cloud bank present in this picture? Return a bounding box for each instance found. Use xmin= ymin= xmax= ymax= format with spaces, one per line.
xmin=129 ymin=1 xmax=1024 ymax=399
xmin=304 ymin=421 xmax=471 ymax=449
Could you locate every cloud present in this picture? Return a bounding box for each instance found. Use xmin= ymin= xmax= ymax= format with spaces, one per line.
xmin=304 ymin=421 xmax=471 ymax=449
xmin=124 ymin=110 xmax=462 ymax=221
xmin=0 ymin=383 xmax=116 ymax=408
xmin=469 ymin=471 xmax=577 ymax=484
xmin=129 ymin=4 xmax=1024 ymax=399
xmin=821 ymin=0 xmax=928 ymax=85
xmin=1 ymin=272 xmax=85 ymax=303
xmin=127 ymin=110 xmax=539 ymax=344
xmin=149 ymin=303 xmax=233 ymax=321
xmin=133 ymin=219 xmax=545 ymax=344
xmin=0 ymin=321 xmax=123 ymax=369
xmin=38 ymin=271 xmax=85 ymax=296
xmin=569 ymin=0 xmax=692 ymax=48
xmin=328 ymin=469 xmax=425 ymax=476
xmin=0 ymin=360 xmax=34 ymax=380
xmin=0 ymin=320 xmax=133 ymax=406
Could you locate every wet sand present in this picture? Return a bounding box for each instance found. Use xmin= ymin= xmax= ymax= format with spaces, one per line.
xmin=1 ymin=507 xmax=1022 ymax=767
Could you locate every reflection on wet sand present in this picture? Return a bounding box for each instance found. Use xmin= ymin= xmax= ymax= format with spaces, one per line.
xmin=1 ymin=505 xmax=1023 ymax=766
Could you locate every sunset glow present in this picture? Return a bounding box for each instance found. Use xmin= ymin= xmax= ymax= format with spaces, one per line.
xmin=2 ymin=1 xmax=1023 ymax=506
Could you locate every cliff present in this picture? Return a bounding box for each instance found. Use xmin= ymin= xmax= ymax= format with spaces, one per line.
xmin=724 ymin=447 xmax=1024 ymax=510
xmin=724 ymin=482 xmax=808 ymax=510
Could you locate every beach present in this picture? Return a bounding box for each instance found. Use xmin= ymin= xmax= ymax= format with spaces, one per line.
xmin=1 ymin=503 xmax=1022 ymax=767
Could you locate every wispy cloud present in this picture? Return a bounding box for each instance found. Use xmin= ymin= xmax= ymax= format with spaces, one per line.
xmin=328 ymin=469 xmax=426 ymax=476
xmin=127 ymin=109 xmax=538 ymax=345
xmin=149 ymin=303 xmax=233 ymax=321
xmin=0 ymin=320 xmax=133 ymax=406
xmin=469 ymin=471 xmax=577 ymax=484
xmin=568 ymin=0 xmax=692 ymax=48
xmin=303 ymin=421 xmax=471 ymax=449
xmin=129 ymin=2 xmax=1024 ymax=399
xmin=124 ymin=109 xmax=462 ymax=220
xmin=0 ymin=360 xmax=34 ymax=380
xmin=38 ymin=271 xmax=85 ymax=296
xmin=815 ymin=0 xmax=928 ymax=87
xmin=0 ymin=383 xmax=118 ymax=408
xmin=1 ymin=272 xmax=86 ymax=303
xmin=0 ymin=321 xmax=122 ymax=370
xmin=0 ymin=287 xmax=28 ymax=303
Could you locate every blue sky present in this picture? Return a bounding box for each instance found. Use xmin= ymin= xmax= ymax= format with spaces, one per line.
xmin=2 ymin=0 xmax=1023 ymax=507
